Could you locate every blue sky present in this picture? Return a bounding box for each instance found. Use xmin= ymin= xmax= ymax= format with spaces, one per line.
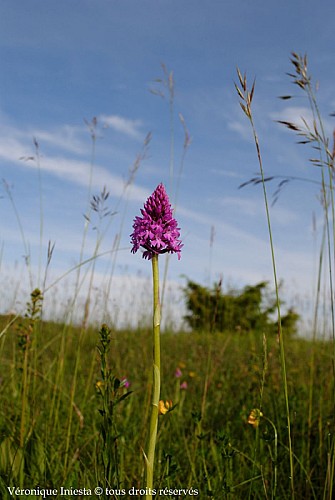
xmin=1 ymin=0 xmax=335 ymax=328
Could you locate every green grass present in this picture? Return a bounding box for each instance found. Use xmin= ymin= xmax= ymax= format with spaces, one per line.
xmin=0 ymin=314 xmax=333 ymax=499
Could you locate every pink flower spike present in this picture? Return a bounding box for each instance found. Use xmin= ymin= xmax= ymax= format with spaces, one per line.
xmin=130 ymin=183 xmax=183 ymax=260
xmin=175 ymin=367 xmax=182 ymax=378
xmin=180 ymin=381 xmax=188 ymax=390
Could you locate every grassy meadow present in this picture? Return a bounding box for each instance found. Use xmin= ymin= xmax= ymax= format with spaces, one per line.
xmin=0 ymin=315 xmax=334 ymax=499
xmin=1 ymin=54 xmax=335 ymax=499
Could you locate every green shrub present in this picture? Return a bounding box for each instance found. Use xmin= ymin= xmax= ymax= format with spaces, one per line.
xmin=183 ymin=279 xmax=299 ymax=335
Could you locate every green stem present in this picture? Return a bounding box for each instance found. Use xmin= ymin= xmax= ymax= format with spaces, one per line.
xmin=146 ymin=254 xmax=161 ymax=498
xmin=263 ymin=416 xmax=278 ymax=499
xmin=20 ymin=346 xmax=29 ymax=449
xmin=248 ymin=109 xmax=294 ymax=498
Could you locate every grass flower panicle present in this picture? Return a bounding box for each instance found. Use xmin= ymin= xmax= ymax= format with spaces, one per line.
xmin=130 ymin=183 xmax=182 ymax=260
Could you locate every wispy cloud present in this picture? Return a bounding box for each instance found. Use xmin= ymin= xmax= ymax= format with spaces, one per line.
xmin=0 ymin=120 xmax=150 ymax=202
xmin=220 ymin=196 xmax=261 ymax=215
xmin=219 ymin=195 xmax=299 ymax=225
xmin=272 ymin=106 xmax=313 ymax=128
xmin=271 ymin=106 xmax=334 ymax=137
xmin=210 ymin=168 xmax=245 ymax=179
xmin=30 ymin=125 xmax=89 ymax=155
xmin=0 ymin=122 xmax=88 ymax=160
xmin=99 ymin=114 xmax=144 ymax=140
xmin=0 ymin=114 xmax=146 ymax=166
xmin=227 ymin=118 xmax=252 ymax=141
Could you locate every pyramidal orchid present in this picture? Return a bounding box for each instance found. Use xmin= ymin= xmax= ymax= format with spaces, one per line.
xmin=130 ymin=183 xmax=182 ymax=497
xmin=130 ymin=183 xmax=183 ymax=260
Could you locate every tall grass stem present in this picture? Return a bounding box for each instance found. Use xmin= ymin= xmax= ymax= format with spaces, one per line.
xmin=235 ymin=69 xmax=294 ymax=497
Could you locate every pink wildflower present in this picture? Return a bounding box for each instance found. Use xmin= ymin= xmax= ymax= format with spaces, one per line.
xmin=130 ymin=183 xmax=183 ymax=260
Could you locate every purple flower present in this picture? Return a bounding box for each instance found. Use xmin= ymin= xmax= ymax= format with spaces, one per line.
xmin=121 ymin=377 xmax=131 ymax=389
xmin=130 ymin=183 xmax=183 ymax=260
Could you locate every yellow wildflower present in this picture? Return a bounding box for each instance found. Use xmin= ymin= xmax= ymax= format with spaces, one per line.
xmin=247 ymin=408 xmax=263 ymax=428
xmin=159 ymin=400 xmax=173 ymax=415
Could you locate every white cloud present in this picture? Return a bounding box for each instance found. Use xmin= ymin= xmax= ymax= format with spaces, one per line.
xmin=210 ymin=168 xmax=245 ymax=179
xmin=0 ymin=122 xmax=89 ymax=158
xmin=272 ymin=106 xmax=313 ymax=128
xmin=0 ymin=121 xmax=150 ymax=203
xmin=227 ymin=118 xmax=252 ymax=141
xmin=218 ymin=195 xmax=299 ymax=225
xmin=99 ymin=114 xmax=144 ymax=140
xmin=271 ymin=106 xmax=334 ymax=138
xmin=0 ymin=261 xmax=185 ymax=330
xmin=220 ymin=196 xmax=261 ymax=215
xmin=30 ymin=125 xmax=89 ymax=155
